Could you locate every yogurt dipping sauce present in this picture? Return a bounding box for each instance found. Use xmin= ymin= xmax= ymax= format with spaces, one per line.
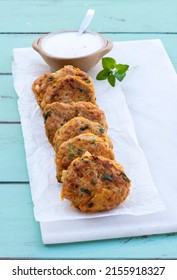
xmin=41 ymin=31 xmax=104 ymax=58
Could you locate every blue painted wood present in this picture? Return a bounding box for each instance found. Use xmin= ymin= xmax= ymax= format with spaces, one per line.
xmin=0 ymin=185 xmax=177 ymax=259
xmin=0 ymin=0 xmax=177 ymax=32
xmin=0 ymin=0 xmax=177 ymax=259
xmin=0 ymin=76 xmax=20 ymax=121
xmin=0 ymin=125 xmax=29 ymax=181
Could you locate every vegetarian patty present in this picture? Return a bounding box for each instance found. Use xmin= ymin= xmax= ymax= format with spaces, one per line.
xmin=54 ymin=65 xmax=94 ymax=86
xmin=43 ymin=102 xmax=77 ymax=144
xmin=75 ymin=102 xmax=108 ymax=130
xmin=53 ymin=116 xmax=113 ymax=152
xmin=61 ymin=153 xmax=131 ymax=212
xmin=40 ymin=75 xmax=96 ymax=109
xmin=56 ymin=133 xmax=115 ymax=182
xmin=43 ymin=101 xmax=108 ymax=145
xmin=32 ymin=73 xmax=52 ymax=106
xmin=32 ymin=65 xmax=94 ymax=108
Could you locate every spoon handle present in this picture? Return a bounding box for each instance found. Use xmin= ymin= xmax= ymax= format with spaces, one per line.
xmin=78 ymin=9 xmax=95 ymax=35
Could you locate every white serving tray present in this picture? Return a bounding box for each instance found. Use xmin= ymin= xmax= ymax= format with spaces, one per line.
xmin=13 ymin=40 xmax=177 ymax=244
xmin=41 ymin=40 xmax=177 ymax=244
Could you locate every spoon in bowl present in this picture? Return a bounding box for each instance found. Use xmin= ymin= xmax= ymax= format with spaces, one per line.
xmin=78 ymin=9 xmax=95 ymax=35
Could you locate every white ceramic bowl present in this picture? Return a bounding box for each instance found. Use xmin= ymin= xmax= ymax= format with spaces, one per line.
xmin=32 ymin=30 xmax=113 ymax=72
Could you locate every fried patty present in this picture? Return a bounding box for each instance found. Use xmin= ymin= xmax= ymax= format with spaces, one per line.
xmin=32 ymin=73 xmax=52 ymax=106
xmin=74 ymin=102 xmax=108 ymax=130
xmin=43 ymin=102 xmax=108 ymax=145
xmin=53 ymin=116 xmax=113 ymax=152
xmin=61 ymin=153 xmax=131 ymax=212
xmin=56 ymin=133 xmax=115 ymax=182
xmin=32 ymin=65 xmax=94 ymax=108
xmin=54 ymin=65 xmax=94 ymax=86
xmin=40 ymin=75 xmax=96 ymax=109
xmin=43 ymin=102 xmax=76 ymax=144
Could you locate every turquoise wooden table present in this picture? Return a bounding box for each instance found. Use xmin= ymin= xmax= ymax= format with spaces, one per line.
xmin=0 ymin=0 xmax=177 ymax=259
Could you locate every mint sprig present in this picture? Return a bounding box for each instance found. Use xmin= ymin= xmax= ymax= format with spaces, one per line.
xmin=96 ymin=57 xmax=129 ymax=87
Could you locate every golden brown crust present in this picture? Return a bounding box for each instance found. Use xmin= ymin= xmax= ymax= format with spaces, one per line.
xmin=43 ymin=101 xmax=108 ymax=145
xmin=40 ymin=75 xmax=96 ymax=109
xmin=61 ymin=153 xmax=131 ymax=212
xmin=54 ymin=65 xmax=94 ymax=86
xmin=75 ymin=102 xmax=108 ymax=130
xmin=32 ymin=73 xmax=52 ymax=106
xmin=43 ymin=102 xmax=77 ymax=144
xmin=32 ymin=65 xmax=95 ymax=109
xmin=53 ymin=116 xmax=113 ymax=152
xmin=56 ymin=133 xmax=115 ymax=182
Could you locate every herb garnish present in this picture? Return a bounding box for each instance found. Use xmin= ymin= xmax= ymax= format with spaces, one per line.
xmin=99 ymin=128 xmax=105 ymax=134
xmin=77 ymin=149 xmax=83 ymax=155
xmin=121 ymin=172 xmax=130 ymax=182
xmin=101 ymin=174 xmax=113 ymax=181
xmin=80 ymin=124 xmax=90 ymax=131
xmin=96 ymin=57 xmax=129 ymax=87
xmin=43 ymin=110 xmax=51 ymax=122
xmin=80 ymin=187 xmax=92 ymax=195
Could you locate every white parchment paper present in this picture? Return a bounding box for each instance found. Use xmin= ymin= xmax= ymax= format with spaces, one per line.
xmin=12 ymin=47 xmax=165 ymax=222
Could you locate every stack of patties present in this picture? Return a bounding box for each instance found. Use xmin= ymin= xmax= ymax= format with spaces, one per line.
xmin=32 ymin=65 xmax=131 ymax=213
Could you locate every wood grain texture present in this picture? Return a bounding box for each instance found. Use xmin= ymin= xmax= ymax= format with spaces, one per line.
xmin=0 ymin=125 xmax=29 ymax=181
xmin=0 ymin=185 xmax=177 ymax=259
xmin=0 ymin=0 xmax=177 ymax=32
xmin=0 ymin=76 xmax=20 ymax=121
xmin=0 ymin=0 xmax=177 ymax=259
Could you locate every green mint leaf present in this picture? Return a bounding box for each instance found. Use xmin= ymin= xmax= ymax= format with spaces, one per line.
xmin=80 ymin=187 xmax=92 ymax=195
xmin=108 ymin=74 xmax=116 ymax=87
xmin=115 ymin=64 xmax=129 ymax=74
xmin=114 ymin=71 xmax=126 ymax=82
xmin=96 ymin=69 xmax=110 ymax=80
xmin=96 ymin=57 xmax=130 ymax=87
xmin=102 ymin=57 xmax=116 ymax=70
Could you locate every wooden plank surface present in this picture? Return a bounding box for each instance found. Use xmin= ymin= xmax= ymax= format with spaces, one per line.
xmin=0 ymin=0 xmax=177 ymax=32
xmin=1 ymin=185 xmax=177 ymax=259
xmin=0 ymin=0 xmax=177 ymax=259
xmin=0 ymin=124 xmax=28 ymax=182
